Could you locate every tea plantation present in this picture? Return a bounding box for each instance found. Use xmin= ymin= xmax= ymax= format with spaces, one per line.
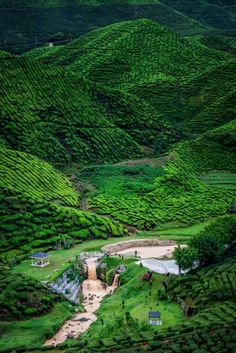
xmin=0 ymin=5 xmax=236 ymax=353
xmin=1 ymin=0 xmax=235 ymax=54
xmin=0 ymin=53 xmax=148 ymax=167
xmin=0 ymin=147 xmax=79 ymax=205
xmin=17 ymin=244 xmax=236 ymax=353
xmin=0 ymin=188 xmax=126 ymax=261
xmin=29 ymin=19 xmax=227 ymax=86
xmin=82 ymin=121 xmax=236 ymax=228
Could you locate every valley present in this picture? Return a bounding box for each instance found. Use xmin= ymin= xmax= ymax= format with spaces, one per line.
xmin=0 ymin=2 xmax=236 ymax=353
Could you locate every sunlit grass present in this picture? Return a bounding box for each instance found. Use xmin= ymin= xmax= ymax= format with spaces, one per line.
xmin=81 ymin=262 xmax=184 ymax=342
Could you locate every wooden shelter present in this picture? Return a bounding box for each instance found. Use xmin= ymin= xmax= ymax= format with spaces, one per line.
xmin=30 ymin=252 xmax=50 ymax=267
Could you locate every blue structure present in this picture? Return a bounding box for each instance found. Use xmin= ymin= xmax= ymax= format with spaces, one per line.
xmin=30 ymin=252 xmax=50 ymax=267
xmin=148 ymin=311 xmax=162 ymax=325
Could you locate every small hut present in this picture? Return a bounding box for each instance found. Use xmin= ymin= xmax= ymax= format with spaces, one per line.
xmin=148 ymin=311 xmax=162 ymax=326
xmin=30 ymin=252 xmax=50 ymax=267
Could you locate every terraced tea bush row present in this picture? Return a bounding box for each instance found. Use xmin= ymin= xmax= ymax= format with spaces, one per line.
xmin=86 ymin=126 xmax=236 ymax=228
xmin=167 ymin=243 xmax=236 ymax=315
xmin=32 ymin=19 xmax=227 ymax=88
xmin=192 ymin=301 xmax=236 ymax=326
xmin=0 ymin=262 xmax=55 ymax=321
xmin=201 ymin=171 xmax=236 ymax=190
xmin=0 ymin=188 xmax=127 ymax=259
xmin=0 ymin=147 xmax=79 ymax=206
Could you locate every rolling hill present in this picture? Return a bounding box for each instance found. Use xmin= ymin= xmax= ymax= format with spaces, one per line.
xmin=1 ymin=9 xmax=236 ymax=353
xmin=77 ymin=119 xmax=236 ymax=229
xmin=27 ymin=19 xmax=228 ymax=87
xmin=1 ymin=20 xmax=235 ymax=235
xmin=0 ymin=52 xmax=147 ymax=167
xmin=0 ymin=147 xmax=79 ymax=206
xmin=0 ymin=144 xmax=126 ymax=262
xmin=1 ymin=0 xmax=235 ymax=54
xmin=6 ymin=18 xmax=220 ymax=169
xmin=129 ymin=58 xmax=236 ymax=136
xmin=23 ymin=20 xmax=235 ymax=143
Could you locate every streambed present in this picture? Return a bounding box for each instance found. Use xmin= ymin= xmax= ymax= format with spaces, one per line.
xmin=44 ymin=242 xmax=182 ymax=346
xmin=44 ymin=259 xmax=116 ymax=346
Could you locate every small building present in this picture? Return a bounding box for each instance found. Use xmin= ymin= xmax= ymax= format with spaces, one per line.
xmin=48 ymin=41 xmax=54 ymax=47
xmin=148 ymin=311 xmax=162 ymax=326
xmin=30 ymin=252 xmax=50 ymax=267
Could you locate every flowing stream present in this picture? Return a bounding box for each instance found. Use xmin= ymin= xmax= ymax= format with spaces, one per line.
xmin=45 ymin=258 xmax=118 ymax=346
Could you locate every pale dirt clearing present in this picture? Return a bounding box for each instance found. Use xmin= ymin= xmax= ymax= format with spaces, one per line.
xmin=113 ymin=245 xmax=180 ymax=259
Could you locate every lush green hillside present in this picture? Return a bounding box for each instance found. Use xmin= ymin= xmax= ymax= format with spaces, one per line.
xmin=129 ymin=59 xmax=236 ymax=136
xmin=0 ymin=186 xmax=126 ymax=261
xmin=0 ymin=144 xmax=127 ymax=262
xmin=0 ymin=0 xmax=206 ymax=54
xmin=2 ymin=22 xmax=233 ymax=167
xmin=78 ymin=120 xmax=236 ymax=228
xmin=1 ymin=0 xmax=235 ymax=54
xmin=0 ymin=5 xmax=236 ymax=353
xmin=0 ymin=147 xmax=79 ymax=206
xmin=162 ymin=0 xmax=236 ymax=30
xmin=0 ymin=54 xmax=151 ymax=167
xmin=0 ymin=266 xmax=55 ymax=321
xmin=30 ymin=19 xmax=227 ymax=88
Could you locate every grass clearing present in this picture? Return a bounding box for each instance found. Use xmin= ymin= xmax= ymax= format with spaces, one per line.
xmin=138 ymin=219 xmax=214 ymax=242
xmin=11 ymin=235 xmax=158 ymax=282
xmin=11 ymin=220 xmax=212 ymax=281
xmin=81 ymin=262 xmax=184 ymax=343
xmin=78 ymin=164 xmax=165 ymax=197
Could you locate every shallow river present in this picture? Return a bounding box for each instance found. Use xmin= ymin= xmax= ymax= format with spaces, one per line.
xmin=45 ymin=259 xmax=116 ymax=346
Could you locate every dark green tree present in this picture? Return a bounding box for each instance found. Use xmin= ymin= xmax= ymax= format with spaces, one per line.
xmin=174 ymin=246 xmax=197 ymax=273
xmin=190 ymin=234 xmax=224 ymax=266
